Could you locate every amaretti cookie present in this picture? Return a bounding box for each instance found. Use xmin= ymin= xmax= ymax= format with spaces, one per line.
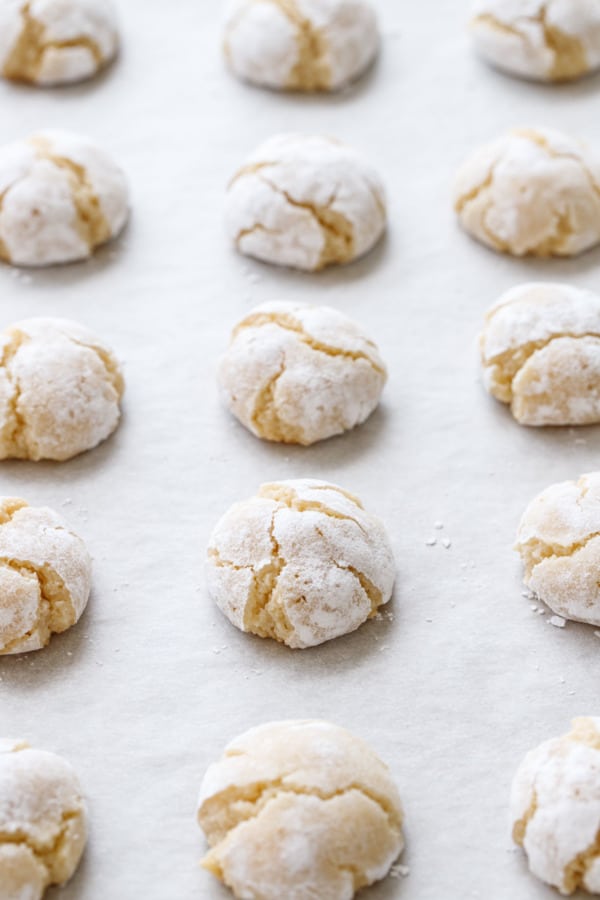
xmin=226 ymin=133 xmax=386 ymax=271
xmin=197 ymin=720 xmax=404 ymax=900
xmin=470 ymin=0 xmax=600 ymax=83
xmin=223 ymin=0 xmax=379 ymax=92
xmin=0 ymin=129 xmax=129 ymax=267
xmin=516 ymin=471 xmax=600 ymax=626
xmin=511 ymin=718 xmax=600 ymax=895
xmin=0 ymin=497 xmax=92 ymax=654
xmin=454 ymin=127 xmax=600 ymax=257
xmin=206 ymin=478 xmax=395 ymax=648
xmin=0 ymin=0 xmax=119 ymax=85
xmin=218 ymin=301 xmax=387 ymax=445
xmin=0 ymin=740 xmax=87 ymax=899
xmin=481 ymin=283 xmax=600 ymax=426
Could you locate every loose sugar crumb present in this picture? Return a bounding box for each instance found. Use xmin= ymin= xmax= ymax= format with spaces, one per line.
xmin=549 ymin=616 xmax=566 ymax=628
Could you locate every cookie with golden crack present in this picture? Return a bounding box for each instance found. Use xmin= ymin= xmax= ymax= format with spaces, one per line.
xmin=223 ymin=0 xmax=379 ymax=92
xmin=516 ymin=471 xmax=600 ymax=626
xmin=0 ymin=129 xmax=129 ymax=267
xmin=218 ymin=301 xmax=387 ymax=445
xmin=511 ymin=717 xmax=600 ymax=895
xmin=0 ymin=740 xmax=87 ymax=899
xmin=197 ymin=720 xmax=404 ymax=900
xmin=0 ymin=0 xmax=119 ymax=86
xmin=206 ymin=478 xmax=395 ymax=648
xmin=0 ymin=498 xmax=91 ymax=655
xmin=454 ymin=127 xmax=600 ymax=257
xmin=470 ymin=0 xmax=600 ymax=83
xmin=226 ymin=133 xmax=386 ymax=271
xmin=481 ymin=283 xmax=600 ymax=426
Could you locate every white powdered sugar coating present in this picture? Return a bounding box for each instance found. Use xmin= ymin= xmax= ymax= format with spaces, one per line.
xmin=226 ymin=133 xmax=387 ymax=272
xmin=0 ymin=129 xmax=129 ymax=267
xmin=470 ymin=0 xmax=600 ymax=83
xmin=0 ymin=741 xmax=87 ymax=900
xmin=206 ymin=478 xmax=395 ymax=649
xmin=516 ymin=471 xmax=600 ymax=626
xmin=454 ymin=127 xmax=600 ymax=258
xmin=0 ymin=498 xmax=92 ymax=655
xmin=510 ymin=717 xmax=600 ymax=895
xmin=218 ymin=301 xmax=387 ymax=445
xmin=480 ymin=282 xmax=600 ymax=426
xmin=223 ymin=0 xmax=379 ymax=92
xmin=197 ymin=720 xmax=404 ymax=900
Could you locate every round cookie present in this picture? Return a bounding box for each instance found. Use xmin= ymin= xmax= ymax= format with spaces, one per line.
xmin=0 ymin=129 xmax=129 ymax=267
xmin=511 ymin=717 xmax=600 ymax=895
xmin=516 ymin=471 xmax=600 ymax=626
xmin=218 ymin=301 xmax=387 ymax=445
xmin=0 ymin=497 xmax=92 ymax=654
xmin=0 ymin=317 xmax=124 ymax=461
xmin=206 ymin=478 xmax=395 ymax=648
xmin=223 ymin=0 xmax=379 ymax=92
xmin=453 ymin=127 xmax=600 ymax=257
xmin=470 ymin=0 xmax=600 ymax=83
xmin=226 ymin=133 xmax=386 ymax=271
xmin=0 ymin=0 xmax=119 ymax=86
xmin=198 ymin=719 xmax=404 ymax=900
xmin=480 ymin=283 xmax=600 ymax=426
xmin=0 ymin=740 xmax=87 ymax=899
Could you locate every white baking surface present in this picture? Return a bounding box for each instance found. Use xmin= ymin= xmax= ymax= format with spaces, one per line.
xmin=1 ymin=2 xmax=600 ymax=898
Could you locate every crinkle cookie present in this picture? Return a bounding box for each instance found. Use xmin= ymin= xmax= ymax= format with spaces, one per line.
xmin=218 ymin=301 xmax=387 ymax=445
xmin=206 ymin=479 xmax=395 ymax=648
xmin=0 ymin=317 xmax=124 ymax=461
xmin=226 ymin=133 xmax=386 ymax=271
xmin=0 ymin=129 xmax=129 ymax=267
xmin=0 ymin=0 xmax=118 ymax=86
xmin=454 ymin=127 xmax=600 ymax=257
xmin=198 ymin=720 xmax=404 ymax=900
xmin=511 ymin=717 xmax=600 ymax=895
xmin=223 ymin=0 xmax=379 ymax=92
xmin=0 ymin=740 xmax=87 ymax=899
xmin=0 ymin=497 xmax=91 ymax=655
xmin=470 ymin=0 xmax=600 ymax=83
xmin=481 ymin=283 xmax=600 ymax=426
xmin=516 ymin=471 xmax=600 ymax=626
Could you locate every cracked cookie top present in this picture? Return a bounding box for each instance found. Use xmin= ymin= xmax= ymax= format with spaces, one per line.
xmin=510 ymin=718 xmax=600 ymax=895
xmin=223 ymin=0 xmax=379 ymax=92
xmin=197 ymin=719 xmax=404 ymax=900
xmin=480 ymin=282 xmax=600 ymax=426
xmin=226 ymin=133 xmax=386 ymax=271
xmin=0 ymin=740 xmax=87 ymax=899
xmin=206 ymin=478 xmax=395 ymax=649
xmin=0 ymin=497 xmax=92 ymax=655
xmin=470 ymin=0 xmax=600 ymax=83
xmin=454 ymin=127 xmax=600 ymax=258
xmin=218 ymin=301 xmax=387 ymax=445
xmin=0 ymin=129 xmax=129 ymax=267
xmin=0 ymin=0 xmax=119 ymax=86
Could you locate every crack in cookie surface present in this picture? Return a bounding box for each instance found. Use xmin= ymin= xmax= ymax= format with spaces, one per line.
xmin=0 ymin=556 xmax=76 ymax=654
xmin=253 ymin=0 xmax=331 ymax=90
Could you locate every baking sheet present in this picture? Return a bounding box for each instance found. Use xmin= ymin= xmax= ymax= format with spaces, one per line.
xmin=1 ymin=2 xmax=600 ymax=897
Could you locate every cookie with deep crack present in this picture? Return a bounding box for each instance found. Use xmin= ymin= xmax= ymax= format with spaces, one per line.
xmin=0 ymin=740 xmax=87 ymax=899
xmin=0 ymin=0 xmax=119 ymax=86
xmin=470 ymin=0 xmax=600 ymax=83
xmin=223 ymin=0 xmax=379 ymax=92
xmin=197 ymin=720 xmax=404 ymax=900
xmin=206 ymin=479 xmax=395 ymax=648
xmin=0 ymin=498 xmax=91 ymax=654
xmin=218 ymin=301 xmax=387 ymax=445
xmin=511 ymin=718 xmax=600 ymax=895
xmin=516 ymin=471 xmax=600 ymax=625
xmin=226 ymin=133 xmax=386 ymax=271
xmin=481 ymin=283 xmax=600 ymax=426
xmin=454 ymin=127 xmax=600 ymax=257
xmin=0 ymin=129 xmax=129 ymax=267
